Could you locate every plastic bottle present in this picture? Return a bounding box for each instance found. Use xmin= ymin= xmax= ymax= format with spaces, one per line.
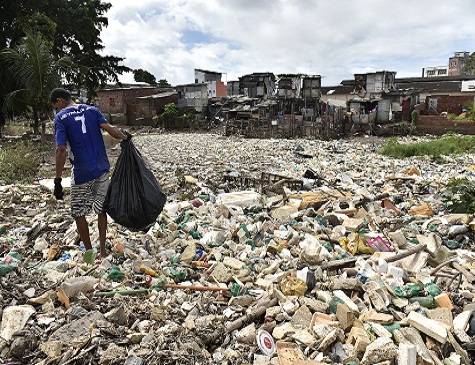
xmin=184 ymin=228 xmax=201 ymax=239
xmin=408 ymin=296 xmax=436 ymax=309
xmin=315 ymin=214 xmax=328 ymax=227
xmin=240 ymin=224 xmax=252 ymax=238
xmin=175 ymin=213 xmax=190 ymax=225
xmin=448 ymin=225 xmax=469 ymax=237
xmin=59 ymin=276 xmax=99 ymax=297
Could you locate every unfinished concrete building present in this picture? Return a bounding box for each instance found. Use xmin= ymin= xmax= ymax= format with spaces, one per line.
xmin=238 ymin=73 xmax=276 ymax=98
xmin=223 ymin=74 xmax=326 ymax=138
xmin=349 ymin=71 xmax=401 ymax=125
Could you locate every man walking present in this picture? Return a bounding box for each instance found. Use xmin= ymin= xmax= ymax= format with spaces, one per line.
xmin=51 ymin=88 xmax=130 ymax=258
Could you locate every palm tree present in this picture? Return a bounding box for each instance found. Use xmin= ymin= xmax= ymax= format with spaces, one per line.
xmin=1 ymin=31 xmax=70 ymax=135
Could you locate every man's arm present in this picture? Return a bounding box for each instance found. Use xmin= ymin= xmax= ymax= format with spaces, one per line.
xmin=100 ymin=123 xmax=129 ymax=140
xmin=54 ymin=145 xmax=67 ymax=200
xmin=55 ymin=145 xmax=67 ymax=178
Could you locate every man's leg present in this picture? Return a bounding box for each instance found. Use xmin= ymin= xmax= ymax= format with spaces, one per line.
xmin=98 ymin=212 xmax=108 ymax=258
xmin=92 ymin=172 xmax=110 ymax=258
xmin=75 ymin=216 xmax=92 ymax=250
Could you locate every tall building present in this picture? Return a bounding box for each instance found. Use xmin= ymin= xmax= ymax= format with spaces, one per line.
xmin=194 ymin=68 xmax=227 ymax=97
xmin=448 ymin=51 xmax=470 ymax=76
xmin=424 ymin=52 xmax=470 ymax=77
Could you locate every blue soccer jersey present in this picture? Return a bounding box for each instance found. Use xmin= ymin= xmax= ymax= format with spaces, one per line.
xmin=54 ymin=105 xmax=110 ymax=185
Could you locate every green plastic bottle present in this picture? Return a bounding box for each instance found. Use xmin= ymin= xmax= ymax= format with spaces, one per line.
xmin=408 ymin=296 xmax=436 ymax=309
xmin=240 ymin=224 xmax=251 ymax=238
xmin=316 ymin=214 xmax=328 ymax=227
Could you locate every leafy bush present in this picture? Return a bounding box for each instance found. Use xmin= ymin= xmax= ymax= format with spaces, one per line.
xmin=463 ymin=101 xmax=475 ymax=120
xmin=0 ymin=141 xmax=40 ymax=183
xmin=442 ymin=178 xmax=475 ymax=213
xmin=411 ymin=110 xmax=417 ymax=124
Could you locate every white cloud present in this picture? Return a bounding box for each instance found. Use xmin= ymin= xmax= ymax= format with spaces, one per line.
xmin=100 ymin=0 xmax=475 ymax=86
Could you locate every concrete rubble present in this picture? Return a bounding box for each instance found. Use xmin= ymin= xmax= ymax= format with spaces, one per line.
xmin=1 ymin=132 xmax=475 ymax=364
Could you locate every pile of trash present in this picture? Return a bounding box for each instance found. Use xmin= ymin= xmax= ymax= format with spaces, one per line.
xmin=1 ymin=132 xmax=475 ymax=365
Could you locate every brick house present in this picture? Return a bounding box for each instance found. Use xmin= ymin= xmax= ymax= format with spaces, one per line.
xmin=134 ymin=91 xmax=179 ymax=126
xmin=96 ymin=86 xmax=178 ymax=125
xmin=396 ymin=75 xmax=475 ymax=115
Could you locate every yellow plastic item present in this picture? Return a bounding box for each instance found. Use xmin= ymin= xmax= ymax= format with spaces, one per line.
xmin=340 ymin=235 xmax=374 ymax=255
xmin=266 ymin=240 xmax=284 ymax=254
xmin=355 ymin=235 xmax=375 ymax=254
xmin=140 ymin=264 xmax=158 ymax=277
xmin=280 ymin=276 xmax=307 ymax=296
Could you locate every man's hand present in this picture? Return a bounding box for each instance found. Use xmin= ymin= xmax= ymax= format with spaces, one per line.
xmin=121 ymin=129 xmax=132 ymax=141
xmin=54 ymin=178 xmax=64 ymax=200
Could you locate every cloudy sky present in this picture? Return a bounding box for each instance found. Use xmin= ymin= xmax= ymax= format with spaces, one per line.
xmin=100 ymin=0 xmax=475 ymax=87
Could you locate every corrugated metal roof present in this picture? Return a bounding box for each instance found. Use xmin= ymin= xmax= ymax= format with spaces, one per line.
xmin=321 ymin=75 xmax=475 ymax=95
xmin=137 ymin=91 xmax=178 ymax=99
xmin=321 ymin=84 xmax=354 ymax=95
xmin=395 ymin=79 xmax=462 ymax=92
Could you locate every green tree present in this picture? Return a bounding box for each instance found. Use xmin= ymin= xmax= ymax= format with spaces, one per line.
xmin=0 ymin=0 xmax=131 ymax=102
xmin=1 ymin=32 xmax=71 ymax=135
xmin=0 ymin=2 xmax=25 ymax=48
xmin=158 ymin=79 xmax=171 ymax=87
xmin=133 ymin=69 xmax=157 ymax=85
xmin=462 ymin=52 xmax=475 ymax=75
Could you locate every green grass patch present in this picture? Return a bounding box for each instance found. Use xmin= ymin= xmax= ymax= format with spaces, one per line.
xmin=0 ymin=140 xmax=41 ymax=184
xmin=379 ymin=134 xmax=475 ymax=159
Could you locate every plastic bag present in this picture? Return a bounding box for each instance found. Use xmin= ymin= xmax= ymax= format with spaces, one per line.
xmin=104 ymin=140 xmax=167 ymax=231
xmin=0 ymin=252 xmax=21 ymax=276
xmin=394 ymin=283 xmax=422 ymax=298
xmin=423 ymin=282 xmax=441 ymax=297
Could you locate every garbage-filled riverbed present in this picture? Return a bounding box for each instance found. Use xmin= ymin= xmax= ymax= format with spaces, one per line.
xmin=1 ymin=132 xmax=475 ymax=365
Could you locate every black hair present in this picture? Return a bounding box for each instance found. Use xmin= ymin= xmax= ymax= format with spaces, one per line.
xmin=50 ymin=88 xmax=72 ymax=103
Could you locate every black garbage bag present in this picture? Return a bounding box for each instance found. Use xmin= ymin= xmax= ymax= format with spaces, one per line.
xmin=103 ymin=140 xmax=167 ymax=231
